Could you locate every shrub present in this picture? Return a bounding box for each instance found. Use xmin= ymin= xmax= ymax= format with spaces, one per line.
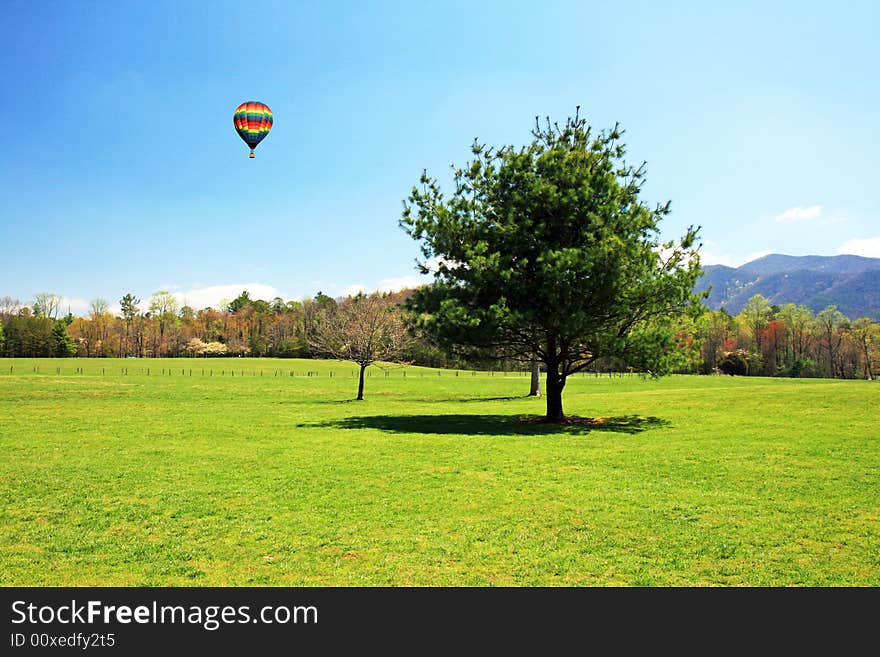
xmin=718 ymin=350 xmax=748 ymax=376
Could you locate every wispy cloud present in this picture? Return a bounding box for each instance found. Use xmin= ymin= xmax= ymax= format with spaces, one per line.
xmin=774 ymin=205 xmax=822 ymax=223
xmin=837 ymin=236 xmax=880 ymax=258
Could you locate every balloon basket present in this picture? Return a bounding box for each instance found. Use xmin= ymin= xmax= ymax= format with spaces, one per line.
xmin=249 ymin=151 xmax=255 ymax=158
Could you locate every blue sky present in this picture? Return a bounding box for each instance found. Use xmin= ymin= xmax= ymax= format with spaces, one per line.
xmin=2 ymin=0 xmax=878 ymax=314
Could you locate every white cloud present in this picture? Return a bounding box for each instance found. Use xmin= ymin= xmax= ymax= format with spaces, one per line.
xmin=774 ymin=205 xmax=822 ymax=223
xmin=698 ymin=251 xmax=734 ymax=266
xmin=59 ymin=297 xmax=89 ymax=316
xmin=376 ymin=275 xmax=424 ymax=292
xmin=837 ymin=236 xmax=880 ymax=258
xmin=341 ymin=284 xmax=368 ymax=297
xmin=172 ymin=283 xmax=284 ymax=310
xmin=424 ymin=256 xmax=448 ymax=272
xmin=697 ymin=249 xmax=773 ymax=268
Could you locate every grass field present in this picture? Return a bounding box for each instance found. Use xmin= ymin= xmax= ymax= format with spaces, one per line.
xmin=1 ymin=357 xmax=878 ymax=586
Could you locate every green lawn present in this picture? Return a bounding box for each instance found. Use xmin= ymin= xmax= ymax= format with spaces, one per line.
xmin=1 ymin=357 xmax=877 ymax=586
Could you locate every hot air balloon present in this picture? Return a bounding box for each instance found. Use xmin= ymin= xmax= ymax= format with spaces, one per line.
xmin=233 ymin=101 xmax=273 ymax=158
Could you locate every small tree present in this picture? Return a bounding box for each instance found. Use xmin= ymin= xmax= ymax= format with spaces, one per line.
xmin=310 ymin=293 xmax=409 ymax=400
xmin=186 ymin=337 xmax=208 ymax=356
xmin=203 ymin=341 xmax=228 ymax=356
xmin=401 ymin=109 xmax=703 ymax=421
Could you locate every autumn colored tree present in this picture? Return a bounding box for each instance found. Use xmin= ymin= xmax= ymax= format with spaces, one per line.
xmin=697 ymin=309 xmax=736 ymax=373
xmin=760 ymin=319 xmax=788 ymax=374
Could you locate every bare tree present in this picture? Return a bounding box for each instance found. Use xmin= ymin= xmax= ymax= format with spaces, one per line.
xmin=33 ymin=292 xmax=62 ymax=319
xmin=310 ymin=293 xmax=409 ymax=400
xmin=0 ymin=296 xmax=21 ymax=318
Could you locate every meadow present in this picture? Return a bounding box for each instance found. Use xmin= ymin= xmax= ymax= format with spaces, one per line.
xmin=1 ymin=357 xmax=877 ymax=586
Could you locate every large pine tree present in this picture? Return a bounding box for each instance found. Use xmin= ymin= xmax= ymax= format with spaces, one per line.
xmin=401 ymin=109 xmax=704 ymax=421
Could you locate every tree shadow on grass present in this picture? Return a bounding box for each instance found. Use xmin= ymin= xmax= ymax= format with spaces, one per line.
xmin=308 ymin=395 xmax=526 ymax=405
xmin=305 ymin=414 xmax=669 ymax=436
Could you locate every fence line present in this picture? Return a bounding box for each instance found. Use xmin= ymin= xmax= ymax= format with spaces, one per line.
xmin=0 ymin=365 xmax=639 ymax=381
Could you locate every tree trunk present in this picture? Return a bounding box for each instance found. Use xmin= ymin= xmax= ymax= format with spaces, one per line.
xmin=357 ymin=363 xmax=366 ymax=400
xmin=545 ymin=375 xmax=564 ymax=421
xmin=528 ymin=359 xmax=542 ymax=397
xmin=544 ymin=357 xmax=565 ymax=421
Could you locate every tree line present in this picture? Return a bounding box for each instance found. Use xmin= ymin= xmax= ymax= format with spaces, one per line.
xmin=0 ymin=291 xmax=447 ymax=365
xmin=692 ymin=294 xmax=878 ymax=380
xmin=1 ymin=289 xmax=876 ymax=381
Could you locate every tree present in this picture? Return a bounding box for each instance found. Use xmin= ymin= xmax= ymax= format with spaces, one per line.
xmin=778 ymin=303 xmax=813 ymax=363
xmin=149 ymin=291 xmax=179 ymax=340
xmin=228 ymin=291 xmax=253 ymax=314
xmin=0 ymin=321 xmax=4 ymax=354
xmin=697 ymin=309 xmax=736 ymax=373
xmin=401 ymin=109 xmax=703 ymax=421
xmin=528 ymin=359 xmax=542 ymax=397
xmin=310 ymin=293 xmax=409 ymax=400
xmin=119 ymin=293 xmax=141 ymax=356
xmin=739 ymin=294 xmax=772 ymax=350
xmin=52 ymin=319 xmax=77 ymax=357
xmin=33 ymin=292 xmax=62 ymax=319
xmin=814 ymin=306 xmax=847 ymax=378
xmin=850 ymin=317 xmax=877 ymax=380
xmin=185 ymin=337 xmax=208 ymax=356
xmin=0 ymin=296 xmax=21 ymax=318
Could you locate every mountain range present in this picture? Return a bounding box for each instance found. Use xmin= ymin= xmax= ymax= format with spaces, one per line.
xmin=696 ymin=254 xmax=880 ymax=319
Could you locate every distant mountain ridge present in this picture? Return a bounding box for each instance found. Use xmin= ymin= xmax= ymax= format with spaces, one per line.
xmin=696 ymin=253 xmax=880 ymax=319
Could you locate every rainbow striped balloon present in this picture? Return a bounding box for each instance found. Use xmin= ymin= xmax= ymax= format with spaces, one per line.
xmin=233 ymin=101 xmax=273 ymax=158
